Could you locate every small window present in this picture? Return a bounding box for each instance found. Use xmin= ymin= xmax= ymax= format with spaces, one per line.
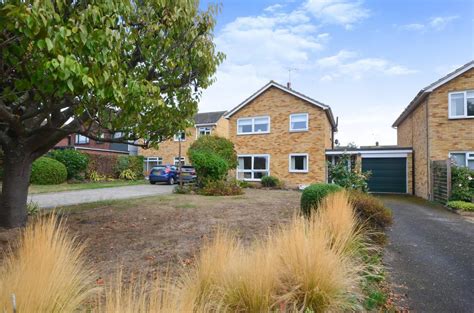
xmin=237 ymin=116 xmax=270 ymax=134
xmin=449 ymin=91 xmax=474 ymax=118
xmin=290 ymin=113 xmax=308 ymax=131
xmin=450 ymin=152 xmax=474 ymax=170
xmin=174 ymin=157 xmax=185 ymax=166
xmin=289 ymin=154 xmax=308 ymax=173
xmin=75 ymin=134 xmax=89 ymax=144
xmin=174 ymin=131 xmax=186 ymax=141
xmin=237 ymin=155 xmax=270 ymax=180
xmin=198 ymin=127 xmax=212 ymax=136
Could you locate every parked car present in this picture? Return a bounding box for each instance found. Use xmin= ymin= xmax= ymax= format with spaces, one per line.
xmin=177 ymin=165 xmax=197 ymax=183
xmin=149 ymin=165 xmax=178 ymax=185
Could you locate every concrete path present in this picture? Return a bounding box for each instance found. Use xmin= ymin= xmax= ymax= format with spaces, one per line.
xmin=382 ymin=195 xmax=474 ymax=312
xmin=29 ymin=184 xmax=174 ymax=208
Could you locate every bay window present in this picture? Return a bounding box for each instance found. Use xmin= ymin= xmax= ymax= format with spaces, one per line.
xmin=237 ymin=155 xmax=270 ymax=180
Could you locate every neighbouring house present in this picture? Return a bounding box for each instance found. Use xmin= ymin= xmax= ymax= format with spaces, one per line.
xmin=225 ymin=81 xmax=337 ymax=187
xmin=139 ymin=111 xmax=228 ymax=174
xmin=55 ymin=133 xmax=136 ymax=156
xmin=392 ymin=60 xmax=474 ymax=199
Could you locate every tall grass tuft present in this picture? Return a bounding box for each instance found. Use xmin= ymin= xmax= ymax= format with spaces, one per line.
xmin=0 ymin=213 xmax=96 ymax=313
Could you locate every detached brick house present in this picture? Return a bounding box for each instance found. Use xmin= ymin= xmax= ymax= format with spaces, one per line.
xmin=225 ymin=81 xmax=337 ymax=187
xmin=393 ymin=60 xmax=474 ymax=199
xmin=139 ymin=111 xmax=228 ymax=173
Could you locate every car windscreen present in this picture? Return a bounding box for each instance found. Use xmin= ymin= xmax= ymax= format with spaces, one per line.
xmin=150 ymin=167 xmax=165 ymax=175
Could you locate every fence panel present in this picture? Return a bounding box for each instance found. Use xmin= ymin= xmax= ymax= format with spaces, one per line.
xmin=431 ymin=160 xmax=451 ymax=203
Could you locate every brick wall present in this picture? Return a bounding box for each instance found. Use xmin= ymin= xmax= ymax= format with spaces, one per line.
xmin=228 ymin=86 xmax=333 ymax=187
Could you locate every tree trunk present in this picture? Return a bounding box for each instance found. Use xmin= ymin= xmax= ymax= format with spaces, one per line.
xmin=0 ymin=149 xmax=33 ymax=228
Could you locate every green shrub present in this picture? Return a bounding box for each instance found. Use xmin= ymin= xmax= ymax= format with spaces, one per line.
xmin=27 ymin=201 xmax=40 ymax=216
xmin=49 ymin=149 xmax=89 ymax=180
xmin=447 ymin=200 xmax=474 ymax=212
xmin=261 ymin=175 xmax=280 ymax=188
xmin=188 ymin=135 xmax=238 ymax=169
xmin=115 ymin=155 xmax=144 ymax=178
xmin=189 ymin=150 xmax=228 ymax=184
xmin=300 ymin=183 xmax=342 ymax=216
xmin=238 ymin=180 xmax=251 ymax=188
xmin=199 ymin=179 xmax=243 ymax=196
xmin=119 ymin=169 xmax=138 ymax=181
xmin=328 ymin=154 xmax=370 ymax=192
xmin=451 ymin=166 xmax=474 ymax=201
xmin=30 ymin=157 xmax=67 ymax=185
xmin=348 ymin=190 xmax=393 ymax=229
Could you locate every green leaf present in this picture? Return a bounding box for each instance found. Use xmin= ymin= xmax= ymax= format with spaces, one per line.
xmin=67 ymin=79 xmax=74 ymax=92
xmin=37 ymin=39 xmax=45 ymax=50
xmin=45 ymin=38 xmax=53 ymax=51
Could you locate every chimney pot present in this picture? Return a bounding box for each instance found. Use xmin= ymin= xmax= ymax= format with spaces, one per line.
xmin=287 ymin=82 xmax=291 ymax=89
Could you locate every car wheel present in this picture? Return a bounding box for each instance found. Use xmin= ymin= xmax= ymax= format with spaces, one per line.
xmin=168 ymin=177 xmax=175 ymax=185
xmin=150 ymin=181 xmax=156 ymax=185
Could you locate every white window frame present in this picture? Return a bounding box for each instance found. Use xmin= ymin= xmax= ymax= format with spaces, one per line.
xmin=75 ymin=134 xmax=89 ymax=144
xmin=197 ymin=126 xmax=212 ymax=137
xmin=174 ymin=156 xmax=185 ymax=166
xmin=448 ymin=90 xmax=474 ymax=119
xmin=237 ymin=154 xmax=270 ymax=181
xmin=449 ymin=151 xmax=474 ymax=168
xmin=144 ymin=157 xmax=163 ymax=173
xmin=237 ymin=116 xmax=271 ymax=135
xmin=289 ymin=153 xmax=309 ymax=173
xmin=289 ymin=113 xmax=309 ymax=132
xmin=173 ymin=131 xmax=186 ymax=141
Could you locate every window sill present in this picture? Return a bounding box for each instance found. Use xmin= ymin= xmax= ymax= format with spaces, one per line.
xmin=448 ymin=116 xmax=474 ymax=120
xmin=289 ymin=170 xmax=309 ymax=173
xmin=237 ymin=132 xmax=270 ymax=136
xmin=289 ymin=129 xmax=309 ymax=133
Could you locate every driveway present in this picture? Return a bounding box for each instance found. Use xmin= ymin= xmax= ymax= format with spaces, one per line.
xmin=29 ymin=184 xmax=174 ymax=208
xmin=382 ymin=195 xmax=474 ymax=312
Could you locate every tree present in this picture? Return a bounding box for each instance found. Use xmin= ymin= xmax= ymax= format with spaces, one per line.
xmin=188 ymin=135 xmax=238 ymax=169
xmin=0 ymin=0 xmax=224 ymax=227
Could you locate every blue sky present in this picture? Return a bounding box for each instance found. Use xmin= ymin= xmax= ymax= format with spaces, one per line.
xmin=198 ymin=0 xmax=474 ymax=146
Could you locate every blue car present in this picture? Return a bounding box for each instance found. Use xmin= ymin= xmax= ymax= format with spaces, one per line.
xmin=149 ymin=165 xmax=178 ymax=185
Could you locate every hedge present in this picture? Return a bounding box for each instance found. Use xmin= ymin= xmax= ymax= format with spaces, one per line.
xmin=86 ymin=154 xmax=119 ymax=178
xmin=49 ymin=149 xmax=89 ymax=179
xmin=300 ymin=183 xmax=342 ymax=216
xmin=30 ymin=157 xmax=67 ymax=185
xmin=447 ymin=200 xmax=474 ymax=212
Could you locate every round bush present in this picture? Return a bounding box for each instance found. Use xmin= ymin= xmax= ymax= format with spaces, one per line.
xmin=31 ymin=157 xmax=67 ymax=185
xmin=189 ymin=150 xmax=228 ymax=184
xmin=50 ymin=149 xmax=89 ymax=179
xmin=300 ymin=183 xmax=342 ymax=216
xmin=261 ymin=175 xmax=279 ymax=188
xmin=188 ymin=135 xmax=238 ymax=169
xmin=348 ymin=190 xmax=392 ymax=229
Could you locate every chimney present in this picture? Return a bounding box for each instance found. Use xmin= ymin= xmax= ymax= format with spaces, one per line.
xmin=287 ymin=82 xmax=291 ymax=89
xmin=375 ymin=141 xmax=379 ymax=146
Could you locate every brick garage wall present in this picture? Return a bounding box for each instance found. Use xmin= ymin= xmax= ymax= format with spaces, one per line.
xmin=228 ymin=86 xmax=333 ymax=187
xmin=397 ymin=100 xmax=429 ymax=198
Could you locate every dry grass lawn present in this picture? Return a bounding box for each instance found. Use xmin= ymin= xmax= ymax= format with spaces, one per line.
xmin=0 ymin=189 xmax=300 ymax=283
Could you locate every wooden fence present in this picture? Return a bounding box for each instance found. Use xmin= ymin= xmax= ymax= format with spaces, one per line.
xmin=430 ymin=160 xmax=451 ymax=203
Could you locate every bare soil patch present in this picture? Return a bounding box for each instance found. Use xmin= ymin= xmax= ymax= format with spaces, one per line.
xmin=0 ymin=189 xmax=299 ymax=282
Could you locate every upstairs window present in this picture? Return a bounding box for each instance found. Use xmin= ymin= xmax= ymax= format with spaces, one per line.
xmin=237 ymin=116 xmax=270 ymax=134
xmin=198 ymin=127 xmax=212 ymax=136
xmin=449 ymin=91 xmax=474 ymax=118
xmin=290 ymin=113 xmax=309 ymax=131
xmin=174 ymin=131 xmax=186 ymax=141
xmin=75 ymin=134 xmax=89 ymax=144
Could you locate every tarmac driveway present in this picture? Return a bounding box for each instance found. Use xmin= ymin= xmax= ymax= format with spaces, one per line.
xmin=382 ymin=195 xmax=474 ymax=312
xmin=29 ymin=184 xmax=174 ymax=208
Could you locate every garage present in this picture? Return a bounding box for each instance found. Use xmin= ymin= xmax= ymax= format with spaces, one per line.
xmin=326 ymin=147 xmax=413 ymax=194
xmin=362 ymin=157 xmax=407 ymax=193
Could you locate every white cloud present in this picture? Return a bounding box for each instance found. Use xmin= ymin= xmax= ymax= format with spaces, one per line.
xmin=316 ymin=50 xmax=417 ymax=80
xmin=305 ymin=0 xmax=370 ymax=28
xmin=429 ymin=16 xmax=458 ymax=30
xmin=398 ymin=15 xmax=458 ymax=32
xmin=264 ymin=4 xmax=284 ymax=13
